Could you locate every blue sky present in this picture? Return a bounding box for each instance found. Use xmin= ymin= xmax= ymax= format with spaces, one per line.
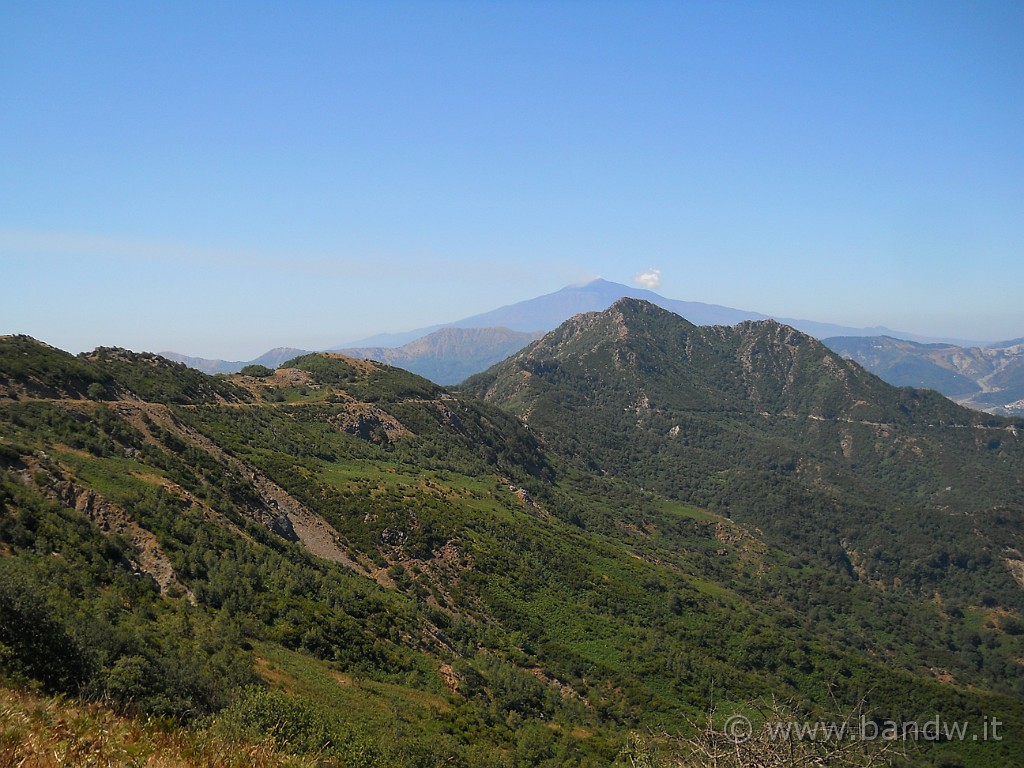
xmin=2 ymin=1 xmax=1021 ymax=357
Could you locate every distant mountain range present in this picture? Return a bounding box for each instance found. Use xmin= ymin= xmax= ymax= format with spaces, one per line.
xmin=336 ymin=277 xmax=977 ymax=347
xmin=164 ymin=278 xmax=982 ymax=383
xmin=161 ymin=346 xmax=311 ymax=375
xmin=336 ymin=327 xmax=542 ymax=385
xmin=825 ymin=335 xmax=1024 ymax=415
xmin=162 ymin=328 xmax=541 ymax=385
xmin=159 ymin=279 xmax=1023 ymax=413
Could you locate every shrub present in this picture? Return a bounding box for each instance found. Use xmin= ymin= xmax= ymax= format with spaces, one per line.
xmin=215 ymin=686 xmax=335 ymax=754
xmin=0 ymin=563 xmax=92 ymax=693
xmin=240 ymin=365 xmax=275 ymax=378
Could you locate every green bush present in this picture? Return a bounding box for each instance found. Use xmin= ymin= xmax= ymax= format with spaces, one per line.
xmin=240 ymin=365 xmax=275 ymax=378
xmin=216 ymin=685 xmax=336 ymax=754
xmin=0 ymin=562 xmax=92 ymax=693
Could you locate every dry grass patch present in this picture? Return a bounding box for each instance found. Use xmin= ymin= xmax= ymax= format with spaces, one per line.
xmin=0 ymin=685 xmax=318 ymax=768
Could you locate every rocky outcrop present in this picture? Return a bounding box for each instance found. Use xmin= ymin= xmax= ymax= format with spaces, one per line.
xmin=20 ymin=459 xmax=191 ymax=599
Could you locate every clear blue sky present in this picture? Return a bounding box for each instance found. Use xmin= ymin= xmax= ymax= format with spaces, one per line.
xmin=2 ymin=1 xmax=1021 ymax=357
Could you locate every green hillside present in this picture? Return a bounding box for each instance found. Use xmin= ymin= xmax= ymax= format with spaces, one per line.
xmin=1 ymin=331 xmax=1023 ymax=766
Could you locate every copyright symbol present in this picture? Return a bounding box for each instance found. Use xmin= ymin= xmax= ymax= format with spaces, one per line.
xmin=724 ymin=714 xmax=752 ymax=744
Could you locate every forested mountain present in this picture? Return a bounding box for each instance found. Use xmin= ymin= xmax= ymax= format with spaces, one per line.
xmin=2 ymin=330 xmax=1023 ymax=767
xmin=825 ymin=335 xmax=1024 ymax=415
xmin=465 ymin=299 xmax=1024 ymax=612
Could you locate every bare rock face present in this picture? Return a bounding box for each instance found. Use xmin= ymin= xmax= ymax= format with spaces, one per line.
xmin=1006 ymin=550 xmax=1024 ymax=590
xmin=269 ymin=514 xmax=298 ymax=541
xmin=329 ymin=405 xmax=411 ymax=444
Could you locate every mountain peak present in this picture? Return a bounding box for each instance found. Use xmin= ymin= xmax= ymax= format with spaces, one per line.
xmin=734 ymin=317 xmax=814 ymax=344
xmin=605 ymin=296 xmax=697 ymax=328
xmin=527 ymin=297 xmax=695 ymax=356
xmin=466 ymin=298 xmax=982 ymax=428
xmin=608 ymin=295 xmax=648 ymax=310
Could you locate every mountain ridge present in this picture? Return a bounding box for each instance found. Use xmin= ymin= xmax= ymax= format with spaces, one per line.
xmin=161 ymin=279 xmax=986 ymax=384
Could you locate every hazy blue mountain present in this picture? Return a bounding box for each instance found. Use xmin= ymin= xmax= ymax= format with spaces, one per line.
xmin=989 ymin=337 xmax=1024 ymax=350
xmin=160 ymin=347 xmax=311 ymax=375
xmin=333 ymin=327 xmax=450 ymax=349
xmin=337 ymin=278 xmax=980 ymax=349
xmin=336 ymin=326 xmax=542 ymax=385
xmin=826 ymin=335 xmax=1024 ymax=414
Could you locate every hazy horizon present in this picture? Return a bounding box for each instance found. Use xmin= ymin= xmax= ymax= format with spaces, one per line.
xmin=3 ymin=2 xmax=1021 ymax=358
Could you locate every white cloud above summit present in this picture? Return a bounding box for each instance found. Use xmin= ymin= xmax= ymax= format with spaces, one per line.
xmin=633 ymin=269 xmax=662 ymax=289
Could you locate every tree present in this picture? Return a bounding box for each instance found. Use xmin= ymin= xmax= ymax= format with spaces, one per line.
xmin=240 ymin=365 xmax=274 ymax=378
